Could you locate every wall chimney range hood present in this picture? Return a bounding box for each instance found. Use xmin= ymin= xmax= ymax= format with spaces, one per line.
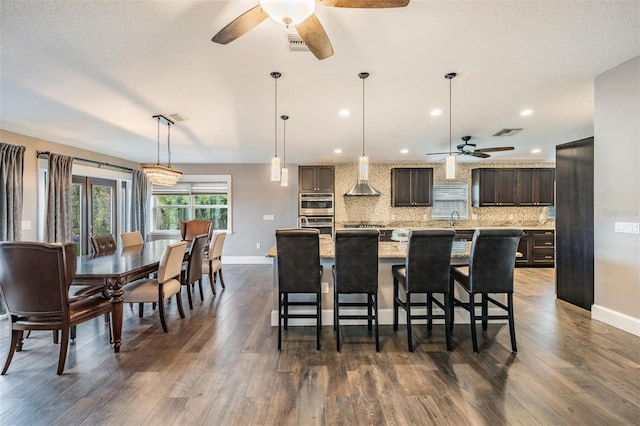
xmin=345 ymin=181 xmax=381 ymax=196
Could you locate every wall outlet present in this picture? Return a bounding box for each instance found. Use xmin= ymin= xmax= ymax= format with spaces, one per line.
xmin=508 ymin=215 xmax=514 ymax=221
xmin=471 ymin=214 xmax=478 ymax=220
xmin=422 ymin=214 xmax=428 ymax=220
xmin=263 ymin=214 xmax=274 ymax=221
xmin=322 ymin=282 xmax=329 ymax=293
xmin=21 ymin=220 xmax=32 ymax=230
xmin=255 ymin=243 xmax=261 ymax=249
xmin=390 ymin=214 xmax=396 ymax=221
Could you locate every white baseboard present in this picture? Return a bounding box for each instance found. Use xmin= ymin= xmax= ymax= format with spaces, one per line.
xmin=222 ymin=256 xmax=272 ymax=265
xmin=592 ymin=304 xmax=640 ymax=337
xmin=270 ymin=307 xmax=506 ymax=327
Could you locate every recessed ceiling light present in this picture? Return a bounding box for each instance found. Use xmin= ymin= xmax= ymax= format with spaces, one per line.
xmin=339 ymin=109 xmax=350 ymax=117
xmin=520 ymin=109 xmax=533 ymax=116
xmin=531 ymin=148 xmax=541 ymax=154
xmin=430 ymin=109 xmax=442 ymax=116
xmin=400 ymin=149 xmax=408 ymax=154
xmin=334 ymin=149 xmax=342 ymax=154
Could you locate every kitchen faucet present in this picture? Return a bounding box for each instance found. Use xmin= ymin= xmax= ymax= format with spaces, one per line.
xmin=297 ymin=215 xmax=309 ymax=228
xmin=450 ymin=211 xmax=460 ymax=227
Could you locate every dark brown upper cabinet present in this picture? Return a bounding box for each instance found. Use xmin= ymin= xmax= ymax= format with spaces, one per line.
xmin=472 ymin=168 xmax=517 ymax=207
xmin=298 ymin=166 xmax=335 ymax=193
xmin=391 ymin=168 xmax=433 ymax=207
xmin=517 ymin=168 xmax=555 ymax=206
xmin=472 ymin=168 xmax=555 ymax=207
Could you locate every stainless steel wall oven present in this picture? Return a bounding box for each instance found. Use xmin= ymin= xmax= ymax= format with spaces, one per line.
xmin=299 ymin=193 xmax=334 ymax=216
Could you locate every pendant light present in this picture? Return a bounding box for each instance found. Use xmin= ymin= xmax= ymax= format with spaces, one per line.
xmin=445 ymin=72 xmax=457 ymax=180
xmin=280 ymin=115 xmax=289 ymax=187
xmin=345 ymin=72 xmax=380 ymax=196
xmin=143 ymin=115 xmax=182 ymax=186
xmin=270 ymin=71 xmax=282 ymax=181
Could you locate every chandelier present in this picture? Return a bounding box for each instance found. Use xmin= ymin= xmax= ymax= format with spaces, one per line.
xmin=143 ymin=115 xmax=182 ymax=186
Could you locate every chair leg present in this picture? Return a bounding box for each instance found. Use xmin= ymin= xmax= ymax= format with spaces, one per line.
xmin=316 ymin=292 xmax=322 ymax=351
xmin=469 ymin=293 xmax=479 ymax=353
xmin=186 ymin=283 xmax=194 ymax=310
xmin=218 ymin=269 xmax=225 ymax=289
xmin=138 ymin=303 xmax=144 ymax=318
xmin=373 ymin=293 xmax=380 ymax=352
xmin=449 ymin=276 xmax=456 ymax=331
xmin=277 ymin=293 xmax=283 ymax=351
xmin=56 ymin=327 xmax=70 ymax=375
xmin=444 ymin=292 xmax=452 ymax=352
xmin=392 ymin=277 xmax=399 ymax=331
xmin=335 ymin=293 xmax=341 ymax=352
xmin=507 ymin=293 xmax=517 ymax=353
xmin=158 ymin=296 xmax=168 ymax=333
xmin=482 ymin=294 xmax=489 ymax=331
xmin=208 ymin=267 xmax=216 ymax=296
xmin=198 ymin=279 xmax=204 ymax=301
xmin=176 ymin=290 xmax=186 ymax=319
xmin=2 ymin=329 xmax=21 ymax=375
xmin=427 ymin=293 xmax=433 ymax=330
xmin=52 ymin=330 xmax=59 ymax=344
xmin=70 ymin=326 xmax=76 ymax=341
xmin=406 ymin=292 xmax=413 ymax=352
xmin=283 ymin=295 xmax=289 ymax=330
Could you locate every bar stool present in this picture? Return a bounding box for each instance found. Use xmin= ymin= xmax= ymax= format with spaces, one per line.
xmin=333 ymin=229 xmax=380 ymax=352
xmin=450 ymin=228 xmax=523 ymax=353
xmin=275 ymin=228 xmax=323 ymax=350
xmin=392 ymin=229 xmax=455 ymax=351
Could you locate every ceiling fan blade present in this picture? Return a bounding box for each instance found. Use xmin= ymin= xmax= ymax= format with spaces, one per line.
xmin=295 ymin=14 xmax=334 ymax=60
xmin=211 ymin=5 xmax=268 ymax=44
xmin=319 ymin=0 xmax=410 ymax=8
xmin=474 ymin=146 xmax=515 ymax=153
xmin=426 ymin=151 xmax=462 ymax=156
xmin=471 ymin=151 xmax=491 ymax=158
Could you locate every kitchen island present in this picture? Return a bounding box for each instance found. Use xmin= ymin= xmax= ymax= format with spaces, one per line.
xmin=266 ymin=234 xmax=472 ymax=326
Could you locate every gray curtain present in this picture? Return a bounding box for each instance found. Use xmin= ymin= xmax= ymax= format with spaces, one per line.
xmin=131 ymin=169 xmax=148 ymax=236
xmin=0 ymin=142 xmax=26 ymax=242
xmin=45 ymin=153 xmax=74 ymax=243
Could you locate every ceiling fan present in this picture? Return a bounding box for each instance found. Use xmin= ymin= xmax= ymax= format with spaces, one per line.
xmin=426 ymin=136 xmax=515 ymax=159
xmin=211 ymin=0 xmax=410 ymax=60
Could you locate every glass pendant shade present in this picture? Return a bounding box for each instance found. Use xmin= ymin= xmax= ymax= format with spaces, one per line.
xmin=280 ymin=167 xmax=289 ymax=186
xmin=445 ymin=155 xmax=456 ymax=180
xmin=358 ymin=155 xmax=369 ymax=181
xmin=270 ymin=156 xmax=281 ymax=181
xmin=260 ymin=0 xmax=315 ymax=26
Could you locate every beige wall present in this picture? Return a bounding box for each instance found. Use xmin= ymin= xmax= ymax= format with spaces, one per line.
xmin=0 ymin=129 xmax=140 ymax=242
xmin=334 ymin=161 xmax=555 ymax=227
xmin=593 ymin=56 xmax=640 ymax=334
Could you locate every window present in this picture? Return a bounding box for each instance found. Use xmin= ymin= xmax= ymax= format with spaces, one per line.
xmin=150 ymin=176 xmax=231 ymax=233
xmin=431 ymin=182 xmax=469 ymax=220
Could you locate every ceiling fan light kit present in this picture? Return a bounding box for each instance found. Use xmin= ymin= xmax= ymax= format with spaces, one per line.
xmin=211 ymin=0 xmax=410 ymax=60
xmin=260 ymin=0 xmax=315 ymax=26
xmin=143 ymin=115 xmax=182 ymax=186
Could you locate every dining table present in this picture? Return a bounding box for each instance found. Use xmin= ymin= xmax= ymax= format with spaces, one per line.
xmin=73 ymin=239 xmax=176 ymax=352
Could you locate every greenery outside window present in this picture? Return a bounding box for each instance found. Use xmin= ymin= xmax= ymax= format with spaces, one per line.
xmin=151 ymin=176 xmax=231 ymax=233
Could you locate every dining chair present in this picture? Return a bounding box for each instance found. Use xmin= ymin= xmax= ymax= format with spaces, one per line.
xmin=120 ymin=231 xmax=144 ymax=247
xmin=333 ymin=229 xmax=380 ymax=352
xmin=392 ymin=229 xmax=456 ymax=351
xmin=0 ymin=241 xmax=113 ymax=375
xmin=275 ymin=228 xmax=323 ymax=351
xmin=91 ymin=234 xmax=116 ymax=254
xmin=450 ymin=228 xmax=524 ymax=353
xmin=202 ymin=231 xmax=227 ymax=296
xmin=123 ymin=241 xmax=188 ymax=332
xmin=180 ymin=220 xmax=213 ymax=243
xmin=181 ymin=234 xmax=208 ymax=309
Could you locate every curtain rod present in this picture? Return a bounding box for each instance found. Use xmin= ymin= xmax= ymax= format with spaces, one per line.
xmin=36 ymin=151 xmax=134 ymax=173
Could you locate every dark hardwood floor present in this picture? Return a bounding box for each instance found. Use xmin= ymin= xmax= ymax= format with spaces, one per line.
xmin=1 ymin=266 xmax=639 ymax=425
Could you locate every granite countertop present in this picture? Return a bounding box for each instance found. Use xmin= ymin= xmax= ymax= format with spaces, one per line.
xmin=266 ymin=236 xmax=471 ymax=259
xmin=337 ymin=221 xmax=555 ymax=231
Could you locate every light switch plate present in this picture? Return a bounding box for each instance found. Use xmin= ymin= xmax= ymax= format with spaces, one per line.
xmin=322 ymin=282 xmax=329 ymax=293
xmin=263 ymin=214 xmax=274 ymax=221
xmin=614 ymin=222 xmax=640 ymax=234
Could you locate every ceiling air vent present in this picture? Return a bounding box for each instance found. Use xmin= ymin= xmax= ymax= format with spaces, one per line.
xmin=493 ymin=128 xmax=522 ymax=137
xmin=288 ymin=34 xmax=310 ymax=52
xmin=168 ymin=113 xmax=188 ymax=122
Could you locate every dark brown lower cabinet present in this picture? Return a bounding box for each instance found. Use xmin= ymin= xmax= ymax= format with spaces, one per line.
xmin=515 ymin=229 xmax=555 ymax=267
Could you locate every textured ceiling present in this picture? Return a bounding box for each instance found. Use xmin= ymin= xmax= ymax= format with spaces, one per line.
xmin=1 ymin=0 xmax=639 ymax=165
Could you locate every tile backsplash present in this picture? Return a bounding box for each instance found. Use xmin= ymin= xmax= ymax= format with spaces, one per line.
xmin=334 ymin=161 xmax=555 ymax=227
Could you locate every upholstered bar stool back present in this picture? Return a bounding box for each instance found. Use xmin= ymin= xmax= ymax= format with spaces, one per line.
xmin=275 ymin=228 xmax=322 ymax=350
xmin=393 ymin=229 xmax=455 ymax=351
xmin=333 ymin=228 xmax=380 ymax=352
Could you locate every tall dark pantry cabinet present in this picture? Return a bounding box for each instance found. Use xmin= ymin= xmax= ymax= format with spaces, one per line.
xmin=555 ymin=137 xmax=594 ymax=310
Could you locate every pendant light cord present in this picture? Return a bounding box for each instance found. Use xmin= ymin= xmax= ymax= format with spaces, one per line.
xmin=167 ymin=121 xmax=172 ymax=167
xmin=449 ymin=76 xmax=452 ymax=155
xmin=156 ymin=116 xmax=161 ymax=165
xmin=362 ymin=76 xmax=365 ymax=156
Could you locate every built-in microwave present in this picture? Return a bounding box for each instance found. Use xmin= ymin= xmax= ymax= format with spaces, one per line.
xmin=300 ymin=216 xmax=334 ymax=236
xmin=299 ymin=193 xmax=334 ymax=216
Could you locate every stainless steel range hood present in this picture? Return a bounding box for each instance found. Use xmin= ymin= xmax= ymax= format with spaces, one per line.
xmin=345 ymin=181 xmax=381 ymax=196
